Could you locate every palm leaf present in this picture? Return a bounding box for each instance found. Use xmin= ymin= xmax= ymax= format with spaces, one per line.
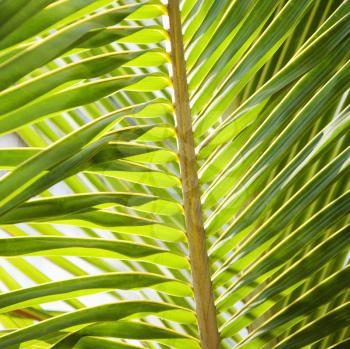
xmin=0 ymin=0 xmax=348 ymax=348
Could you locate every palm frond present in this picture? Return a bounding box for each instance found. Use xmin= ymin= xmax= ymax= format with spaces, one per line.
xmin=0 ymin=0 xmax=348 ymax=348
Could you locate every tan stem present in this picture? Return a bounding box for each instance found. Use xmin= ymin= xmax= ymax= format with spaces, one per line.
xmin=167 ymin=1 xmax=220 ymax=348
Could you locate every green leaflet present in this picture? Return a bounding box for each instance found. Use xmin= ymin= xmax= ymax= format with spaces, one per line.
xmin=200 ymin=39 xmax=349 ymax=190
xmin=75 ymin=337 xmax=144 ymax=349
xmin=218 ymin=224 xmax=350 ymax=316
xmin=0 ymin=1 xmax=165 ymax=50
xmin=74 ymin=336 xmax=142 ymax=349
xmin=92 ymin=142 xmax=177 ymax=164
xmin=206 ymin=105 xmax=350 ymax=258
xmin=328 ymin=338 xmax=350 ymax=349
xmin=0 ymin=0 xmax=29 ymax=25
xmin=211 ymin=149 xmax=350 ymax=261
xmin=0 ymin=101 xmax=171 ymax=215
xmin=188 ymin=0 xmax=278 ymax=95
xmin=0 ymin=273 xmax=191 ymax=314
xmin=0 ymin=5 xmax=141 ymax=90
xmin=88 ymin=160 xmax=181 ymax=188
xmin=213 ymin=189 xmax=350 ymax=286
xmin=199 ymin=13 xmax=350 ymax=152
xmin=0 ymin=236 xmax=189 ymax=269
xmin=229 ymin=269 xmax=350 ymax=346
xmin=0 ymin=0 xmax=117 ymax=49
xmin=186 ymin=0 xmax=254 ymax=71
xmin=193 ymin=0 xmax=315 ymax=136
xmin=0 ymin=0 xmax=56 ymax=42
xmin=184 ymin=0 xmax=233 ymax=50
xmin=44 ymin=210 xmax=185 ymax=242
xmin=52 ymin=321 xmax=199 ymax=349
xmin=0 ymin=50 xmax=168 ymax=116
xmin=0 ymin=193 xmax=182 ymax=222
xmin=274 ymin=302 xmax=350 ymax=349
xmin=204 ymin=57 xmax=350 ymax=225
xmin=0 ymin=125 xmax=176 ymax=168
xmin=0 ymin=301 xmax=196 ymax=348
xmin=78 ymin=26 xmax=168 ymax=47
xmin=0 ymin=74 xmax=170 ymax=135
xmin=0 ymin=148 xmax=38 ymax=168
xmin=0 ymin=143 xmax=175 ymax=169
